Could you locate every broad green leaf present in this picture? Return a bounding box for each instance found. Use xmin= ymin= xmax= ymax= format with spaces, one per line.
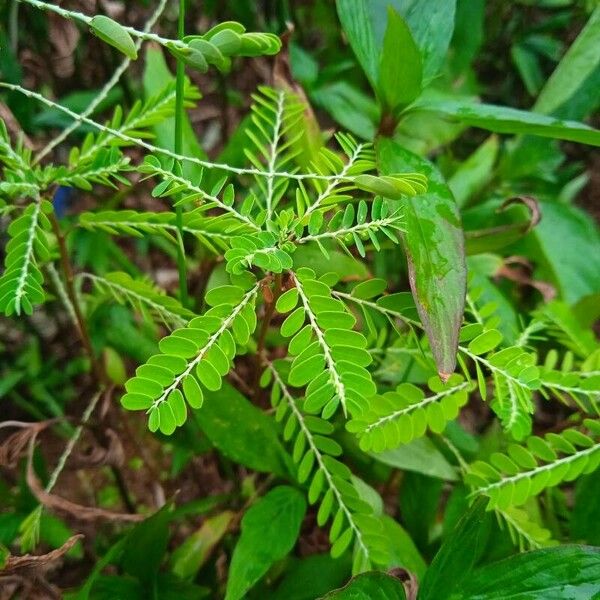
xmin=271 ymin=553 xmax=352 ymax=600
xmin=393 ymin=0 xmax=456 ymax=83
xmin=225 ymin=486 xmax=306 ymax=600
xmin=120 ymin=504 xmax=172 ymax=586
xmin=418 ymin=498 xmax=490 ymax=600
xmin=171 ymin=511 xmax=234 ymax=580
xmin=193 ymin=382 xmax=293 ymax=478
xmin=370 ymin=437 xmax=458 ymax=481
xmin=535 ymin=7 xmax=600 ymax=116
xmin=379 ymin=515 xmax=427 ymax=580
xmin=337 ymin=0 xmax=456 ymax=89
xmin=336 ymin=0 xmax=380 ymax=89
xmin=410 ymin=98 xmax=600 ymax=146
xmin=378 ymin=8 xmax=422 ymax=114
xmin=319 ymin=571 xmax=407 ymax=599
xmin=572 ymin=474 xmax=600 ymax=545
xmin=90 ymin=16 xmax=137 ymax=60
xmin=526 ymin=201 xmax=600 ymax=304
xmin=457 ymin=546 xmax=600 ymax=599
xmin=376 ymin=138 xmax=466 ymax=378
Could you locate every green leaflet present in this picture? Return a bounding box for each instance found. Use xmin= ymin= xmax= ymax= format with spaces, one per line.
xmin=120 ymin=281 xmax=258 ymax=434
xmin=83 ymin=271 xmax=194 ymax=329
xmin=79 ymin=208 xmax=246 ymax=255
xmin=90 ymin=15 xmax=137 ymax=60
xmin=376 ymin=139 xmax=466 ymax=379
xmin=467 ymin=420 xmax=600 ymax=510
xmin=225 ymin=232 xmax=294 ymax=274
xmin=298 ymin=198 xmax=405 ymax=259
xmin=347 ymin=375 xmax=470 ymax=452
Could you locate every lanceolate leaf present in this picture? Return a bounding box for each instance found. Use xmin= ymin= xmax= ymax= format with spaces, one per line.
xmin=418 ymin=498 xmax=491 ymax=600
xmin=376 ymin=138 xmax=466 ymax=378
xmin=457 ymin=546 xmax=600 ymax=599
xmin=377 ymin=7 xmax=422 ymax=114
xmin=409 ymin=98 xmax=600 ymax=146
xmin=534 ymin=6 xmax=600 ymax=116
xmin=319 ymin=571 xmax=407 ymax=599
xmin=225 ymin=486 xmax=306 ymax=600
xmin=337 ymin=0 xmax=456 ymax=91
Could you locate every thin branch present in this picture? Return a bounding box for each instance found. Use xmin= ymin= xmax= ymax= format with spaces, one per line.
xmin=1 ymin=83 xmax=380 ymax=184
xmin=34 ymin=0 xmax=169 ymax=162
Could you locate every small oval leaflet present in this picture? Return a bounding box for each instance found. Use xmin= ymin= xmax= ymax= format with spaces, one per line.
xmin=90 ymin=15 xmax=138 ymax=60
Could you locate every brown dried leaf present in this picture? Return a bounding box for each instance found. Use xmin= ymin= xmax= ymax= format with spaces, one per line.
xmin=0 ymin=421 xmax=56 ymax=469
xmin=0 ymin=535 xmax=83 ymax=573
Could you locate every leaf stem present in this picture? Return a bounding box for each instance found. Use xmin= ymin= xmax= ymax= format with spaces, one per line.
xmin=49 ymin=211 xmax=106 ymax=385
xmin=174 ymin=0 xmax=188 ymax=307
xmin=254 ymin=274 xmax=283 ymax=396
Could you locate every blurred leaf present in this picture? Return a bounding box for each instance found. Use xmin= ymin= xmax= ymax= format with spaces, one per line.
xmin=448 ymin=135 xmax=498 ymax=207
xmin=70 ymin=539 xmax=125 ymax=600
xmin=371 ymin=437 xmax=458 ymax=480
xmin=225 ymin=486 xmax=306 ymax=600
xmin=418 ymin=498 xmax=490 ymax=600
xmin=457 ymin=546 xmax=600 ymax=599
xmin=377 ymin=139 xmax=466 ymax=378
xmin=399 ymin=472 xmax=443 ymax=551
xmin=311 ymin=82 xmax=379 ymax=140
xmin=511 ymin=43 xmax=543 ymax=96
xmin=535 ymin=7 xmax=600 ymax=116
xmin=193 ymin=382 xmax=293 ymax=478
xmin=449 ymin=0 xmax=485 ymax=75
xmin=378 ymin=7 xmax=422 ymax=114
xmin=39 ymin=513 xmax=83 ymax=559
xmin=571 ymin=474 xmax=600 ymax=545
xmin=411 ymin=98 xmax=600 ymax=146
xmin=170 ymin=511 xmax=234 ymax=580
xmin=319 ymin=571 xmax=407 ymax=599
